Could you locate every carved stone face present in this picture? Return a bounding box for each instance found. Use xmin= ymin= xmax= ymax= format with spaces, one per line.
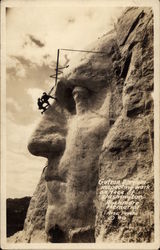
xmin=25 ymin=6 xmax=154 ymax=244
xmin=28 ymin=49 xmax=113 ymax=242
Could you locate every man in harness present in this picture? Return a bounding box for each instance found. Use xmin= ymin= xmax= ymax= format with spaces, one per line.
xmin=37 ymin=92 xmax=57 ymax=114
xmin=41 ymin=92 xmax=57 ymax=106
xmin=37 ymin=98 xmax=47 ymax=114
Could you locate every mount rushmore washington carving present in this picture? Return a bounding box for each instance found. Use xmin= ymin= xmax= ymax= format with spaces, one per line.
xmin=9 ymin=7 xmax=154 ymax=243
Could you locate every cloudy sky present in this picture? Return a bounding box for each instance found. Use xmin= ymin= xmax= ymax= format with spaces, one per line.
xmin=6 ymin=3 xmax=124 ymax=198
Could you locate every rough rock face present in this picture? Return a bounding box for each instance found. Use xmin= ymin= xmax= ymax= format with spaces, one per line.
xmin=7 ymin=197 xmax=31 ymax=237
xmin=9 ymin=7 xmax=154 ymax=243
xmin=95 ymin=7 xmax=154 ymax=242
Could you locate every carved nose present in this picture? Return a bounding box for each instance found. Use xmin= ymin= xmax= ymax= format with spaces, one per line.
xmin=72 ymin=86 xmax=89 ymax=115
xmin=28 ymin=105 xmax=67 ymax=158
xmin=28 ymin=132 xmax=66 ymax=158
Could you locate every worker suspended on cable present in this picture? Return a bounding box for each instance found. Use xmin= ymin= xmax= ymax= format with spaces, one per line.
xmin=37 ymin=98 xmax=47 ymax=114
xmin=41 ymin=92 xmax=57 ymax=106
xmin=37 ymin=92 xmax=57 ymax=114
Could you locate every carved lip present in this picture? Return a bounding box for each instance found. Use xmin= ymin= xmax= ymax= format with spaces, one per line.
xmin=45 ymin=159 xmax=67 ymax=183
xmin=45 ymin=174 xmax=66 ymax=183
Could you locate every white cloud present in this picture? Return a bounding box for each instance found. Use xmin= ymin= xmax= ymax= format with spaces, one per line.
xmin=27 ymin=87 xmax=44 ymax=111
xmin=7 ymin=56 xmax=18 ymax=68
xmin=6 ymin=6 xmax=124 ymax=67
xmin=16 ymin=64 xmax=26 ymax=77
xmin=7 ymin=97 xmax=22 ymax=112
xmin=7 ymin=56 xmax=26 ymax=77
xmin=44 ymin=79 xmax=55 ymax=91
xmin=6 ymin=115 xmax=41 ymax=153
xmin=7 ymin=151 xmax=46 ymax=198
xmin=6 ymin=116 xmax=46 ymax=197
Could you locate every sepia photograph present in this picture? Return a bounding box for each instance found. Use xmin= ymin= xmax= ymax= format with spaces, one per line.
xmin=1 ymin=0 xmax=160 ymax=249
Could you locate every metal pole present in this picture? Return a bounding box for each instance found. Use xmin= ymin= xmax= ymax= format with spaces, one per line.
xmin=55 ymin=49 xmax=60 ymax=86
xmin=60 ymin=48 xmax=106 ymax=54
xmin=48 ymin=47 xmax=106 ymax=95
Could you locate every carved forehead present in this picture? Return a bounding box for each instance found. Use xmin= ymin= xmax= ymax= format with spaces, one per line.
xmin=57 ymin=31 xmax=116 ymax=92
xmin=59 ymin=57 xmax=110 ymax=92
xmin=54 ymin=31 xmax=117 ymax=113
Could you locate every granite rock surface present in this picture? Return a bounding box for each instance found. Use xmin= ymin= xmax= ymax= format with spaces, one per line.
xmin=8 ymin=7 xmax=154 ymax=243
